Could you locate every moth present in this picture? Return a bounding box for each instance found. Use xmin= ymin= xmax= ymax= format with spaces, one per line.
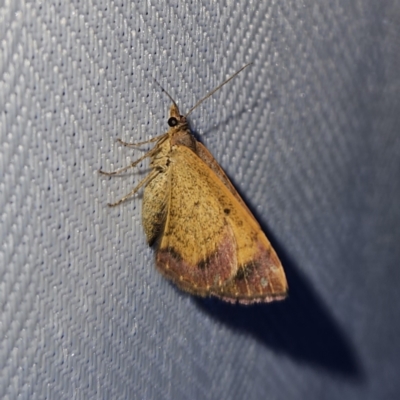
xmin=100 ymin=65 xmax=288 ymax=304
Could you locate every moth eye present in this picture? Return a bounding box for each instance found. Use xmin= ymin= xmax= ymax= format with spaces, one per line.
xmin=168 ymin=117 xmax=178 ymax=127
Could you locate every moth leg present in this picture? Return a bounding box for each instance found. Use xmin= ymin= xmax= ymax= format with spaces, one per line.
xmin=99 ymin=147 xmax=158 ymax=176
xmin=107 ymin=169 xmax=160 ymax=207
xmin=99 ymin=133 xmax=170 ymax=175
xmin=117 ymin=134 xmax=164 ymax=148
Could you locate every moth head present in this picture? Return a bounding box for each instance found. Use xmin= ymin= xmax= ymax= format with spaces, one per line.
xmin=168 ymin=104 xmax=187 ymax=128
xmin=167 ymin=103 xmax=195 ymax=149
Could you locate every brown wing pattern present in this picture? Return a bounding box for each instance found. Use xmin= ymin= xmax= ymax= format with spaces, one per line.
xmin=156 ymin=145 xmax=287 ymax=303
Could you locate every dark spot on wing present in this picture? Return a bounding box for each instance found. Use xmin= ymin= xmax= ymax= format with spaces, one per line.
xmin=236 ymin=268 xmax=245 ymax=280
xmin=198 ymin=258 xmax=209 ymax=270
xmin=235 ymin=262 xmax=259 ymax=280
xmin=166 ymin=247 xmax=182 ymax=262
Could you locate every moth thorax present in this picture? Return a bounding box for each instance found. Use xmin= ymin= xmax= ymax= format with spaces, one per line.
xmin=171 ymin=129 xmax=196 ymax=151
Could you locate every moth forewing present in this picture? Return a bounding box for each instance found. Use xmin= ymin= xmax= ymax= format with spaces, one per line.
xmin=153 ymin=142 xmax=287 ymax=303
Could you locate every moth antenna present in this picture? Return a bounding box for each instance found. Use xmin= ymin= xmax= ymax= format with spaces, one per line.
xmin=154 ymin=78 xmax=179 ymax=110
xmin=185 ymin=63 xmax=252 ymax=118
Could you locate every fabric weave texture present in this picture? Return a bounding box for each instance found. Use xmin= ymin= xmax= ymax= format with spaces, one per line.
xmin=1 ymin=1 xmax=400 ymax=399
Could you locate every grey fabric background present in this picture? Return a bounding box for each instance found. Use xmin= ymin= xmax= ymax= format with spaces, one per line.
xmin=1 ymin=0 xmax=399 ymax=399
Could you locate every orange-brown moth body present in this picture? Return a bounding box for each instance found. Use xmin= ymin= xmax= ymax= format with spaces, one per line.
xmin=100 ymin=71 xmax=288 ymax=304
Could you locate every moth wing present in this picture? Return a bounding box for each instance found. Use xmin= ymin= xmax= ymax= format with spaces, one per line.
xmin=212 ymin=235 xmax=288 ymax=304
xmin=142 ymin=169 xmax=168 ymax=245
xmin=156 ymin=146 xmax=239 ymax=296
xmin=197 ymin=142 xmax=287 ymax=302
xmin=195 ymin=141 xmax=254 ymax=218
xmin=157 ymin=145 xmax=287 ymax=302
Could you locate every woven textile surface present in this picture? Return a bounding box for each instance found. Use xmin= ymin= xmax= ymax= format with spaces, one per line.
xmin=1 ymin=0 xmax=400 ymax=399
